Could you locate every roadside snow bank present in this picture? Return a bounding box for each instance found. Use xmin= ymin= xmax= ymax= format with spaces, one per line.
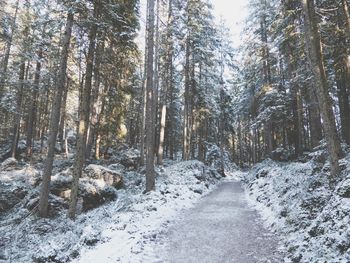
xmin=1 ymin=160 xmax=227 ymax=263
xmin=244 ymin=155 xmax=350 ymax=262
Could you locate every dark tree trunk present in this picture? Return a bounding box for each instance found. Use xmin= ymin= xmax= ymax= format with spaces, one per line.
xmin=69 ymin=2 xmax=100 ymax=219
xmin=10 ymin=59 xmax=27 ymax=158
xmin=144 ymin=0 xmax=156 ymax=192
xmin=26 ymin=45 xmax=44 ymax=158
xmin=39 ymin=11 xmax=74 ymax=218
xmin=0 ymin=0 xmax=19 ymax=98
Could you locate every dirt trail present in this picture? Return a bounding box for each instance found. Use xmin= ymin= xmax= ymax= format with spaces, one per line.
xmin=158 ymin=181 xmax=284 ymax=263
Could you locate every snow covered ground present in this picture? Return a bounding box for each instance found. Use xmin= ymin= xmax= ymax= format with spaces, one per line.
xmin=1 ymin=160 xmax=237 ymax=263
xmin=4 ymin=144 xmax=349 ymax=263
xmin=244 ymin=151 xmax=350 ymax=262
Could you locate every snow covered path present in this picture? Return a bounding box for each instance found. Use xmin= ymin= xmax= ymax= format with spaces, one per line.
xmin=158 ymin=181 xmax=284 ymax=263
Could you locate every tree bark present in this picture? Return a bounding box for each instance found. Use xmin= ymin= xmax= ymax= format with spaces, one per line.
xmin=140 ymin=3 xmax=149 ymax=167
xmin=0 ymin=0 xmax=19 ymax=98
xmin=183 ymin=36 xmax=191 ymax=161
xmin=157 ymin=0 xmax=173 ymax=165
xmin=10 ymin=59 xmax=27 ymax=158
xmin=69 ymin=2 xmax=99 ymax=219
xmin=333 ymin=23 xmax=350 ymax=145
xmin=341 ymin=0 xmax=350 ymax=41
xmin=305 ymin=86 xmax=322 ymax=148
xmin=58 ymin=78 xmax=69 ymax=147
xmin=86 ymin=34 xmax=105 ymax=159
xmin=144 ymin=0 xmax=156 ymax=192
xmin=38 ymin=11 xmax=74 ymax=218
xmin=26 ymin=43 xmax=44 ymax=158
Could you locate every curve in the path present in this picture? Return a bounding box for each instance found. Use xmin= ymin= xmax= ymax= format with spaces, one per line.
xmin=159 ymin=181 xmax=284 ymax=263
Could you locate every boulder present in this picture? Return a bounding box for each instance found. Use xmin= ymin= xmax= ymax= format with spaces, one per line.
xmin=0 ymin=183 xmax=28 ymax=213
xmin=119 ymin=156 xmax=139 ymax=170
xmin=84 ymin=164 xmax=123 ymax=189
xmin=50 ymin=171 xmax=119 ymax=197
xmin=337 ymin=179 xmax=350 ymax=198
xmin=108 ymin=163 xmax=125 ymax=172
xmin=50 ymin=174 xmax=74 ymax=199
xmin=109 ymin=148 xmax=140 ymax=170
xmin=0 ymin=157 xmax=18 ymax=171
xmin=79 ymin=179 xmax=118 ymax=211
xmin=49 ymin=169 xmax=119 ymax=213
xmin=26 ymin=177 xmax=117 ymax=215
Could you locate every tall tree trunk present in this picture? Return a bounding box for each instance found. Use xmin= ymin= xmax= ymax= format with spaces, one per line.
xmin=86 ymin=34 xmax=105 ymax=159
xmin=26 ymin=45 xmax=44 ymax=158
xmin=153 ymin=0 xmax=160 ymax=157
xmin=40 ymin=87 xmax=50 ymax=152
xmin=341 ymin=0 xmax=350 ymax=41
xmin=144 ymin=0 xmax=156 ymax=192
xmin=38 ymin=11 xmax=74 ymax=218
xmin=0 ymin=0 xmax=19 ymax=97
xmin=94 ymin=83 xmax=110 ymax=160
xmin=285 ymin=41 xmax=303 ymax=156
xmin=158 ymin=0 xmax=173 ymax=165
xmin=333 ymin=29 xmax=350 ymax=145
xmin=183 ymin=36 xmax=191 ymax=161
xmin=219 ymin=87 xmax=225 ymax=176
xmin=140 ymin=2 xmax=149 ymax=167
xmin=305 ymin=86 xmax=322 ymax=148
xmin=301 ymin=0 xmax=343 ymax=177
xmin=69 ymin=2 xmax=99 ymax=219
xmin=168 ymin=75 xmax=175 ymax=160
xmin=58 ymin=78 xmax=69 ymax=146
xmin=10 ymin=59 xmax=27 ymax=158
xmin=140 ymin=77 xmax=147 ymax=166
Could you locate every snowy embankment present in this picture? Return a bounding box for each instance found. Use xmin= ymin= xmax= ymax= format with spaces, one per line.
xmin=1 ymin=159 xmax=236 ymax=263
xmin=244 ymin=149 xmax=350 ymax=262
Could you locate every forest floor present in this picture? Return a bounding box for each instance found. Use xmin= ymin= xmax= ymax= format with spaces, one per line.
xmin=2 ymin=145 xmax=350 ymax=262
xmin=1 ymin=157 xmax=237 ymax=263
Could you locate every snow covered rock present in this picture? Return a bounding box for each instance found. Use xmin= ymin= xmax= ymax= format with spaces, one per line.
xmin=118 ymin=149 xmax=140 ymax=170
xmin=107 ymin=163 xmax=125 ymax=172
xmin=0 ymin=166 xmax=41 ymax=214
xmin=0 ymin=157 xmax=18 ymax=171
xmin=0 ymin=183 xmax=28 ymax=213
xmin=106 ymin=146 xmax=140 ymax=169
xmin=78 ymin=179 xmax=118 ymax=212
xmin=49 ymin=172 xmax=118 ymax=212
xmin=84 ymin=164 xmax=123 ymax=189
xmin=336 ymin=178 xmax=350 ymax=198
xmin=50 ymin=174 xmax=74 ymax=198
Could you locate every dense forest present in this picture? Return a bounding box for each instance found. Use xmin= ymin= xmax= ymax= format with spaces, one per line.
xmin=1 ymin=0 xmax=349 ymax=213
xmin=1 ymin=0 xmax=350 ymax=262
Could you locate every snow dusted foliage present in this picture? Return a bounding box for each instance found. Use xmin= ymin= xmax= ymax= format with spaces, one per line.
xmin=0 ymin=160 xmax=224 ymax=263
xmin=244 ymin=152 xmax=350 ymax=262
